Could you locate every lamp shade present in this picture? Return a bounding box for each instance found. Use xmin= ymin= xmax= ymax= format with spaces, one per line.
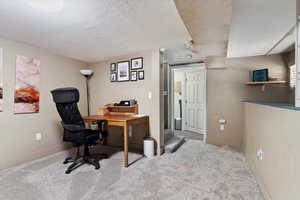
xmin=80 ymin=69 xmax=94 ymax=76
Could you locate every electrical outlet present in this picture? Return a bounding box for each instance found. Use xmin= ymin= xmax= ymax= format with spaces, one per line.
xmin=219 ymin=119 xmax=226 ymax=131
xmin=256 ymin=149 xmax=263 ymax=160
xmin=35 ymin=133 xmax=42 ymax=141
xmin=148 ymin=91 xmax=152 ymax=99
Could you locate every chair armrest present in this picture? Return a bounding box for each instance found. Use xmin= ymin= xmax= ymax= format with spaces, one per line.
xmin=61 ymin=123 xmax=85 ymax=132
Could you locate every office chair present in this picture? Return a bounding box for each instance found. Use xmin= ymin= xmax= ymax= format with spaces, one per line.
xmin=51 ymin=87 xmax=108 ymax=174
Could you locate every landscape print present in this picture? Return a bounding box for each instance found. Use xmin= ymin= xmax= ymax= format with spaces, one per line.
xmin=14 ymin=55 xmax=40 ymax=114
xmin=0 ymin=48 xmax=3 ymax=112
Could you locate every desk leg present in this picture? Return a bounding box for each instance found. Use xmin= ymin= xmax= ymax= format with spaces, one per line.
xmin=124 ymin=122 xmax=129 ymax=168
xmin=145 ymin=117 xmax=150 ymax=137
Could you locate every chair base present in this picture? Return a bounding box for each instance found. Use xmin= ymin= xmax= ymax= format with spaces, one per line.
xmin=63 ymin=146 xmax=108 ymax=174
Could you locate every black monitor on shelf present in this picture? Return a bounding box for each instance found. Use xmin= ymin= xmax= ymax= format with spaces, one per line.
xmin=253 ymin=69 xmax=268 ymax=82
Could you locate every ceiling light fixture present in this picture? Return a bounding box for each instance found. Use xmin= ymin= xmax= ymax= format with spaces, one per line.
xmin=29 ymin=0 xmax=64 ymax=12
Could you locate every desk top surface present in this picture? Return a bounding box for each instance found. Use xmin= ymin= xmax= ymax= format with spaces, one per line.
xmin=83 ymin=114 xmax=149 ymax=122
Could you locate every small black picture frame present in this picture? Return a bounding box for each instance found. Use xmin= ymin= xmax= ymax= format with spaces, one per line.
xmin=138 ymin=70 xmax=144 ymax=80
xmin=111 ymin=72 xmax=117 ymax=82
xmin=131 ymin=57 xmax=143 ymax=70
xmin=110 ymin=63 xmax=116 ymax=72
xmin=130 ymin=71 xmax=137 ymax=81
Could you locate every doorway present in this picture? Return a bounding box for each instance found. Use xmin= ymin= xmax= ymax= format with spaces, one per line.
xmin=170 ymin=64 xmax=207 ymax=142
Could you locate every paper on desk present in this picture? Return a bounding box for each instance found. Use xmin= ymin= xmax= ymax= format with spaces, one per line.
xmin=134 ymin=114 xmax=146 ymax=117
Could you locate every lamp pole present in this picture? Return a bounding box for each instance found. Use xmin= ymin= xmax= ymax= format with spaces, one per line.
xmin=85 ymin=75 xmax=91 ymax=116
xmin=80 ymin=70 xmax=94 ymax=116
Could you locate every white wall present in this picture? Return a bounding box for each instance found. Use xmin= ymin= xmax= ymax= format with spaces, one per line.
xmin=0 ymin=37 xmax=87 ymax=169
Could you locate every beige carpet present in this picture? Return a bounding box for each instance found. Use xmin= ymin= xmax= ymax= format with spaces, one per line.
xmin=174 ymin=130 xmax=204 ymax=141
xmin=0 ymin=140 xmax=263 ymax=200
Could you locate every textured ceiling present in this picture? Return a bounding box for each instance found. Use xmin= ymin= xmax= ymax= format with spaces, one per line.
xmin=0 ymin=0 xmax=191 ymax=63
xmin=227 ymin=0 xmax=296 ymax=58
xmin=169 ymin=0 xmax=232 ymax=64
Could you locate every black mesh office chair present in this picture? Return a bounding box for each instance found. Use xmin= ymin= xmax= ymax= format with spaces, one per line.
xmin=51 ymin=87 xmax=108 ymax=174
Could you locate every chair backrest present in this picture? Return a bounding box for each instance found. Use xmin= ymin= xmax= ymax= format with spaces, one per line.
xmin=51 ymin=88 xmax=85 ymax=127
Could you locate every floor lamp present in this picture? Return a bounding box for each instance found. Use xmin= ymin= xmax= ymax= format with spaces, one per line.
xmin=80 ymin=69 xmax=94 ymax=116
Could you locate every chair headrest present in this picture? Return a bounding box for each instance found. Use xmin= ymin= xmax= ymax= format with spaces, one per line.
xmin=51 ymin=87 xmax=80 ymax=103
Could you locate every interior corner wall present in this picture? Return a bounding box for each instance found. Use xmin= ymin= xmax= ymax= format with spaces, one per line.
xmin=206 ymin=54 xmax=290 ymax=148
xmin=0 ymin=37 xmax=88 ymax=170
xmin=88 ymin=50 xmax=163 ymax=154
xmin=283 ymin=49 xmax=296 ymax=104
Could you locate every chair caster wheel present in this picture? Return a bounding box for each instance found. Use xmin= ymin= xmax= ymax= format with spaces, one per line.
xmin=65 ymin=170 xmax=71 ymax=174
xmin=63 ymin=161 xmax=68 ymax=164
xmin=95 ymin=166 xmax=100 ymax=170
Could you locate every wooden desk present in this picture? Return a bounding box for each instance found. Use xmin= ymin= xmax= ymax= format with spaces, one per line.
xmin=83 ymin=115 xmax=149 ymax=168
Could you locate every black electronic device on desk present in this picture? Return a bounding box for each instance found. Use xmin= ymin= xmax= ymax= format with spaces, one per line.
xmin=115 ymin=99 xmax=137 ymax=106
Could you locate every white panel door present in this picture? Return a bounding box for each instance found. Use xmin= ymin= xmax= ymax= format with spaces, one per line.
xmin=184 ymin=70 xmax=206 ymax=134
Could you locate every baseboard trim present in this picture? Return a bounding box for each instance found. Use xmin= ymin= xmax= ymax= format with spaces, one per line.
xmin=1 ymin=144 xmax=69 ymax=170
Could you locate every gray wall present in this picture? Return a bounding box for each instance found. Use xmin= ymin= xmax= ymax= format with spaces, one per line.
xmin=243 ymin=102 xmax=300 ymax=200
xmin=88 ymin=50 xmax=163 ymax=154
xmin=0 ymin=37 xmax=87 ymax=169
xmin=206 ymin=54 xmax=290 ymax=148
xmin=0 ymin=38 xmax=292 ymax=169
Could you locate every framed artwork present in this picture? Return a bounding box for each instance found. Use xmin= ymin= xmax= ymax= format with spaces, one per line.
xmin=0 ymin=48 xmax=3 ymax=112
xmin=138 ymin=70 xmax=144 ymax=80
xmin=131 ymin=57 xmax=143 ymax=70
xmin=117 ymin=61 xmax=130 ymax=82
xmin=111 ymin=72 xmax=117 ymax=82
xmin=130 ymin=71 xmax=137 ymax=81
xmin=14 ymin=55 xmax=41 ymax=114
xmin=111 ymin=63 xmax=116 ymax=72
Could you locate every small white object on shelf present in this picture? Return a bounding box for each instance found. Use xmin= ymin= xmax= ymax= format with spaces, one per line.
xmin=134 ymin=114 xmax=146 ymax=117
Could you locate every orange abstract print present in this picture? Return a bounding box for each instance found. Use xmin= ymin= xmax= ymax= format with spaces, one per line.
xmin=14 ymin=55 xmax=40 ymax=114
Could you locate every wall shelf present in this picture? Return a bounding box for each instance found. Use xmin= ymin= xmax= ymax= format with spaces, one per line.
xmin=245 ymin=81 xmax=287 ymax=85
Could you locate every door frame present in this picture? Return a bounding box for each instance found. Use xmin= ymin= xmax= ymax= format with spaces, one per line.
xmin=169 ymin=63 xmax=207 ymax=143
